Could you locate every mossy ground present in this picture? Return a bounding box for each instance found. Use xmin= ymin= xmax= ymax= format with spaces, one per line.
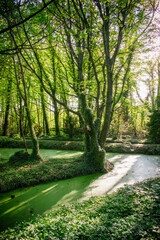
xmin=0 ymin=177 xmax=159 ymax=239
xmin=9 ymin=150 xmax=42 ymax=166
xmin=0 ymin=150 xmax=108 ymax=193
xmin=0 ymin=138 xmax=160 ymax=239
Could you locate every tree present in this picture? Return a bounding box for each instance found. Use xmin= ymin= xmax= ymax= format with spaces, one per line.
xmin=156 ymin=60 xmax=160 ymax=109
xmin=0 ymin=0 xmax=157 ymax=170
xmin=12 ymin=50 xmax=43 ymax=160
xmin=148 ymin=110 xmax=160 ymax=143
xmin=3 ymin=0 xmax=44 ymax=160
xmin=0 ymin=0 xmax=55 ymax=35
xmin=40 ymin=85 xmax=50 ymax=136
xmin=2 ymin=77 xmax=12 ymax=136
xmin=0 ymin=56 xmax=13 ymax=136
xmin=145 ymin=58 xmax=160 ymax=142
xmin=45 ymin=0 xmax=156 ymax=170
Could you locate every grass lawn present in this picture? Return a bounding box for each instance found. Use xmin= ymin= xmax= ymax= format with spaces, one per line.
xmin=0 ymin=177 xmax=159 ymax=239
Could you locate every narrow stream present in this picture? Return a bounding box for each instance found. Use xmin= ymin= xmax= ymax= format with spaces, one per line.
xmin=0 ymin=149 xmax=160 ymax=232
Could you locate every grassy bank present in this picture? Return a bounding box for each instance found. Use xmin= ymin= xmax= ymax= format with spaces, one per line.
xmin=0 ymin=150 xmax=108 ymax=193
xmin=0 ymin=136 xmax=160 ymax=193
xmin=1 ymin=137 xmax=160 ymax=155
xmin=0 ymin=177 xmax=159 ymax=239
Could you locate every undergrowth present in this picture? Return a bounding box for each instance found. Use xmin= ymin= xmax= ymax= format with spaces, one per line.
xmin=1 ymin=137 xmax=160 ymax=155
xmin=0 ymin=153 xmax=103 ymax=193
xmin=0 ymin=177 xmax=159 ymax=239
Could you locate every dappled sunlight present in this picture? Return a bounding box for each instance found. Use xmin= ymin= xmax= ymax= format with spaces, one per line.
xmin=52 ymin=190 xmax=79 ymax=210
xmin=49 ymin=151 xmax=83 ymax=159
xmin=42 ymin=184 xmax=58 ymax=193
xmin=107 ymin=154 xmax=125 ymax=163
xmin=0 ymin=149 xmax=83 ymax=162
xmin=0 ymin=188 xmax=33 ymax=207
xmin=1 ymin=183 xmax=60 ymax=218
xmin=40 ymin=149 xmax=83 ymax=160
xmin=80 ymin=154 xmax=150 ymax=201
xmin=108 ymin=155 xmax=160 ymax=193
xmin=0 ymin=173 xmax=101 ymax=231
xmin=0 ymin=197 xmax=11 ymax=206
xmin=0 ymin=151 xmax=160 ymax=232
xmin=1 ymin=191 xmax=44 ymax=217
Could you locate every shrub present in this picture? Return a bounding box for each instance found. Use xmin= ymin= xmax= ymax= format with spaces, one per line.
xmin=9 ymin=150 xmax=41 ymax=166
xmin=9 ymin=150 xmax=31 ymax=165
xmin=63 ymin=115 xmax=82 ymax=139
xmin=148 ymin=110 xmax=160 ymax=143
xmin=0 ymin=137 xmax=12 ymax=147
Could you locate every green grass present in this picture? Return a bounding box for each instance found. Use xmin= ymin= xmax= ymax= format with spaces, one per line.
xmin=0 ymin=177 xmax=159 ymax=239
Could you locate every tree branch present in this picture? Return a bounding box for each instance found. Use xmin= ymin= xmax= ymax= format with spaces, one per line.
xmin=0 ymin=0 xmax=55 ymax=35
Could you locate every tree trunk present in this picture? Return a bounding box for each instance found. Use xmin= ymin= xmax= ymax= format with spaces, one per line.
xmin=100 ymin=69 xmax=113 ymax=147
xmin=2 ymin=78 xmax=12 ymax=136
xmin=25 ymin=106 xmax=42 ymax=159
xmin=50 ymin=46 xmax=60 ymax=136
xmin=80 ymin=94 xmax=106 ymax=171
xmin=40 ymin=85 xmax=50 ymax=135
xmin=53 ymin=96 xmax=60 ymax=136
xmin=2 ymin=100 xmax=10 ymax=136
xmin=12 ymin=50 xmax=42 ymax=161
xmin=98 ymin=5 xmax=113 ymax=148
xmin=19 ymin=97 xmax=28 ymax=152
xmin=65 ymin=111 xmax=74 ymax=138
xmin=157 ymin=61 xmax=160 ymax=110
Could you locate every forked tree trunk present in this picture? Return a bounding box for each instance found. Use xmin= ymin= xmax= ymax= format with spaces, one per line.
xmin=80 ymin=95 xmax=107 ymax=171
xmin=83 ymin=109 xmax=106 ymax=171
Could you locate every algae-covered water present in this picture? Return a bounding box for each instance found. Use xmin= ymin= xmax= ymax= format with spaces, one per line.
xmin=0 ymin=148 xmax=83 ymax=162
xmin=0 ymin=148 xmax=160 ymax=232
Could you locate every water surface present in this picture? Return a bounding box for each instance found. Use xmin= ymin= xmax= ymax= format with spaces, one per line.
xmin=0 ymin=149 xmax=160 ymax=232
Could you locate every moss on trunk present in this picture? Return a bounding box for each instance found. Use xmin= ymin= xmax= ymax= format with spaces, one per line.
xmin=82 ymin=107 xmax=112 ymax=172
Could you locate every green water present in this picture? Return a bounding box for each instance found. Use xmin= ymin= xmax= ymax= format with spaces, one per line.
xmin=0 ymin=148 xmax=105 ymax=231
xmin=0 ymin=173 xmax=102 ymax=232
xmin=0 ymin=148 xmax=83 ymax=162
xmin=0 ymin=149 xmax=159 ymax=232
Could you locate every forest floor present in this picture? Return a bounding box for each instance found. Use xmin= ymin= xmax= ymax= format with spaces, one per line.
xmin=0 ymin=137 xmax=160 ymax=194
xmin=0 ymin=137 xmax=160 ymax=238
xmin=0 ymin=177 xmax=159 ymax=239
xmin=0 ymin=150 xmax=93 ymax=193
